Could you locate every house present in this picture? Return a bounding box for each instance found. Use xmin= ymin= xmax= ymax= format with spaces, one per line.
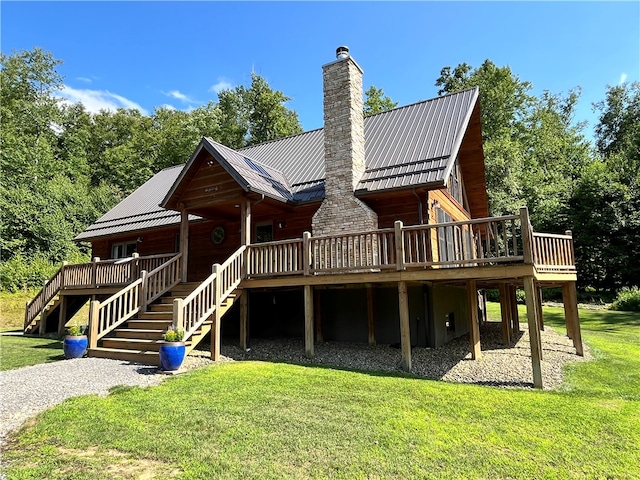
xmin=24 ymin=47 xmax=582 ymax=388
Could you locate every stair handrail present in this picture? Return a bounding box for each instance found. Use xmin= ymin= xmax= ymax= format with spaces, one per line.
xmin=87 ymin=253 xmax=183 ymax=348
xmin=88 ymin=278 xmax=143 ymax=349
xmin=175 ymin=245 xmax=246 ymax=340
xmin=24 ymin=263 xmax=66 ymax=331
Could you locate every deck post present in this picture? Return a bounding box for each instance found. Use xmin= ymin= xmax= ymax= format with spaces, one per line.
xmin=38 ymin=280 xmax=47 ymax=336
xmin=520 ymin=207 xmax=533 ymax=265
xmin=88 ymin=300 xmax=100 ymax=349
xmin=398 ymin=281 xmax=411 ymax=371
xmin=562 ymin=282 xmax=583 ymax=356
xmin=60 ymin=260 xmax=68 ymax=290
xmin=304 ymin=285 xmax=314 ymax=358
xmin=131 ymin=253 xmax=140 ymax=280
xmin=241 ymin=199 xmax=251 ymax=246
xmin=180 ymin=208 xmax=189 ymax=283
xmin=314 ymin=289 xmax=323 ymax=344
xmin=498 ymin=283 xmax=511 ymax=345
xmin=211 ymin=264 xmax=222 ymax=361
xmin=367 ymin=285 xmax=376 ymax=346
xmin=537 ymin=286 xmax=545 ymax=331
xmin=303 ymin=231 xmax=311 ymax=276
xmin=510 ymin=285 xmax=520 ymax=333
xmin=395 ymin=221 xmax=405 ymax=271
xmin=57 ymin=295 xmax=68 ymax=337
xmin=239 ymin=291 xmax=248 ymax=350
xmin=139 ymin=270 xmax=149 ymax=312
xmin=466 ymin=280 xmax=481 ymax=360
xmin=523 ymin=276 xmax=543 ymax=389
xmin=92 ymin=257 xmax=100 ymax=288
xmin=172 ymin=298 xmax=184 ymax=330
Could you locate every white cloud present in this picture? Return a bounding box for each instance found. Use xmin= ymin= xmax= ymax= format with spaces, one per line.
xmin=620 ymin=73 xmax=628 ymax=84
xmin=164 ymin=90 xmax=196 ymax=103
xmin=209 ymin=78 xmax=233 ymax=94
xmin=158 ymin=104 xmax=177 ymax=111
xmin=76 ymin=76 xmax=93 ymax=83
xmin=57 ymin=85 xmax=148 ymax=115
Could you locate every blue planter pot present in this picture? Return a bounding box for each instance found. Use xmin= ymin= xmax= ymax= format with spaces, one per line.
xmin=159 ymin=342 xmax=186 ymax=371
xmin=64 ymin=335 xmax=88 ymax=359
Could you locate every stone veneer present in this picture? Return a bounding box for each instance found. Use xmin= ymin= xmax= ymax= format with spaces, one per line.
xmin=312 ymin=50 xmax=378 ymax=237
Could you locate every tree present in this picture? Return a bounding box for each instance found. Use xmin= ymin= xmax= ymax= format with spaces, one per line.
xmin=364 ymin=85 xmax=397 ymax=116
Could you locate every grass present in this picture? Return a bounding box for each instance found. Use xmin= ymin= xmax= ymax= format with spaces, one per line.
xmin=0 ymin=335 xmax=64 ymax=371
xmin=1 ymin=299 xmax=639 ymax=479
xmin=1 ymin=289 xmax=35 ymax=330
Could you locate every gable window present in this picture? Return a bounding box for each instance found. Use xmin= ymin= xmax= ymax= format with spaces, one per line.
xmin=446 ymin=159 xmax=466 ymax=208
xmin=111 ymin=241 xmax=137 ymax=259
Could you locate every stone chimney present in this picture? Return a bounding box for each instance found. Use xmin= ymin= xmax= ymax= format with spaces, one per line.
xmin=311 ymin=47 xmax=378 ymax=236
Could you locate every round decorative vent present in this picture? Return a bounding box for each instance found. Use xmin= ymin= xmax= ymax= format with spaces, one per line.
xmin=211 ymin=226 xmax=225 ymax=245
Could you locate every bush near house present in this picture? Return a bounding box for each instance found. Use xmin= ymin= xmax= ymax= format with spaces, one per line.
xmin=611 ymin=286 xmax=640 ymax=312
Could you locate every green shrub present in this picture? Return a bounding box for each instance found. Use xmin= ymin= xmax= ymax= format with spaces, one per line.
xmin=0 ymin=254 xmax=58 ymax=292
xmin=162 ymin=326 xmax=185 ymax=342
xmin=611 ymin=287 xmax=640 ymax=312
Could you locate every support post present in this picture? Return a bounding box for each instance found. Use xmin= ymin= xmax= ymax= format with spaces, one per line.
xmin=520 ymin=207 xmax=533 ymax=265
xmin=180 ymin=208 xmax=189 ymax=282
xmin=498 ymin=283 xmax=511 ymax=345
xmin=172 ymin=298 xmax=184 ymax=330
xmin=139 ymin=270 xmax=148 ymax=312
xmin=314 ymin=289 xmax=323 ymax=344
xmin=466 ymin=280 xmax=481 ymax=359
xmin=88 ymin=300 xmax=100 ymax=349
xmin=131 ymin=252 xmax=140 ymax=280
xmin=211 ymin=264 xmax=221 ymax=361
xmin=523 ymin=276 xmax=543 ymax=389
xmin=395 ymin=221 xmax=405 ymax=271
xmin=38 ymin=281 xmax=47 ymax=336
xmin=241 ymin=199 xmax=251 ymax=246
xmin=239 ymin=291 xmax=248 ymax=350
xmin=510 ymin=285 xmax=520 ymax=332
xmin=304 ymin=285 xmax=314 ymax=358
xmin=367 ymin=285 xmax=376 ymax=346
xmin=92 ymin=257 xmax=100 ymax=288
xmin=537 ymin=286 xmax=545 ymax=331
xmin=562 ymin=282 xmax=583 ymax=356
xmin=303 ymin=231 xmax=311 ymax=276
xmin=398 ymin=281 xmax=411 ymax=371
xmin=57 ymin=295 xmax=68 ymax=337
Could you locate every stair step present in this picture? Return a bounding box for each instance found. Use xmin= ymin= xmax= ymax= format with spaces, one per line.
xmin=102 ymin=338 xmax=168 ymax=351
xmin=149 ymin=303 xmax=173 ymax=312
xmin=127 ymin=319 xmax=173 ymax=330
xmin=114 ymin=328 xmax=164 ymax=340
xmin=88 ymin=347 xmax=160 ymax=366
xmin=137 ymin=312 xmax=173 ymax=320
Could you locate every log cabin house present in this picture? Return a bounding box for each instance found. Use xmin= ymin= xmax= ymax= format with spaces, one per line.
xmin=24 ymin=47 xmax=582 ymax=388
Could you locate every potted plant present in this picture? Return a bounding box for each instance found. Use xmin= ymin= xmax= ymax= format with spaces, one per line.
xmin=63 ymin=324 xmax=88 ymax=359
xmin=159 ymin=326 xmax=186 ymax=371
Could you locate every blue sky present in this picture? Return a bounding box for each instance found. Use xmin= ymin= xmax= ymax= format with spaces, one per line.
xmin=2 ymin=1 xmax=638 ymax=139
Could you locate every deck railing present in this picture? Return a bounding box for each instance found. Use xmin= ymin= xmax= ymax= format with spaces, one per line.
xmin=244 ymin=208 xmax=575 ymax=278
xmin=88 ymin=254 xmax=182 ymax=348
xmin=175 ymin=245 xmax=246 ymax=340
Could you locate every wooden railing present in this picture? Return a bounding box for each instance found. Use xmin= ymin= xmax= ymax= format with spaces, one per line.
xmin=24 ymin=253 xmax=181 ymax=333
xmin=243 ymin=208 xmax=575 ymax=278
xmin=175 ymin=246 xmax=246 ymax=340
xmin=532 ymin=231 xmax=575 ymax=272
xmin=247 ymin=239 xmax=304 ymax=276
xmin=141 ymin=253 xmax=182 ymax=309
xmin=88 ymin=254 xmax=182 ymax=347
xmin=89 ymin=279 xmax=142 ymax=348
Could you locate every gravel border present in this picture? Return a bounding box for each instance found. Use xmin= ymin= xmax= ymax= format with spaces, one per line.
xmin=1 ymin=323 xmax=590 ymax=448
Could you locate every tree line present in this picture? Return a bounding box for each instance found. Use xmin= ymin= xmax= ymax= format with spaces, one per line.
xmin=1 ymin=48 xmax=638 ymax=293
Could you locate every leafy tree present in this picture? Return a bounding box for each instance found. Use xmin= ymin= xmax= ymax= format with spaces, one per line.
xmin=364 ymin=85 xmax=397 ymax=116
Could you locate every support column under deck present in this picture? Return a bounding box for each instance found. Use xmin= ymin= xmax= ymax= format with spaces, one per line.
xmin=523 ymin=276 xmax=543 ymax=389
xmin=498 ymin=283 xmax=511 ymax=345
xmin=57 ymin=295 xmax=68 ymax=337
xmin=367 ymin=285 xmax=375 ymax=346
xmin=239 ymin=291 xmax=248 ymax=351
xmin=466 ymin=280 xmax=481 ymax=360
xmin=398 ymin=281 xmax=411 ymax=371
xmin=562 ymin=282 xmax=583 ymax=356
xmin=304 ymin=285 xmax=314 ymax=358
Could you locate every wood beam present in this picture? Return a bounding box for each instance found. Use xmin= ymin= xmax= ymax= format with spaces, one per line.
xmin=466 ymin=280 xmax=481 ymax=359
xmin=537 ymin=286 xmax=545 ymax=331
xmin=523 ymin=276 xmax=543 ymax=389
xmin=509 ymin=285 xmax=520 ymax=333
xmin=367 ymin=285 xmax=376 ymax=346
xmin=562 ymin=282 xmax=583 ymax=356
xmin=241 ymin=199 xmax=251 ymax=246
xmin=304 ymin=285 xmax=314 ymax=358
xmin=180 ymin=208 xmax=189 ymax=282
xmin=398 ymin=281 xmax=411 ymax=371
xmin=498 ymin=283 xmax=510 ymax=345
xmin=239 ymin=291 xmax=248 ymax=351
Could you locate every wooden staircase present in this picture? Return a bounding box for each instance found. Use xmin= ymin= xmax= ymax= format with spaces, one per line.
xmin=24 ymin=294 xmax=90 ymax=335
xmin=88 ymin=282 xmax=242 ymax=365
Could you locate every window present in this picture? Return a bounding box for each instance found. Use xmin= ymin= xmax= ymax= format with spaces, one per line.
xmin=111 ymin=241 xmax=137 ymax=259
xmin=446 ymin=158 xmax=467 ymax=208
xmin=255 ymin=223 xmax=273 ymax=243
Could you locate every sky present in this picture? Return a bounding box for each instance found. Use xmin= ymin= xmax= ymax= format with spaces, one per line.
xmin=2 ymin=1 xmax=639 ymax=139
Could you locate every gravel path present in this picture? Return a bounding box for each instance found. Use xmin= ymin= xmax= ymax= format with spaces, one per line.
xmin=1 ymin=323 xmax=590 ymax=448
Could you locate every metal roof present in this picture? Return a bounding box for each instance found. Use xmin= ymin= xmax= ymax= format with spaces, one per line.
xmin=79 ymin=88 xmax=480 ymax=241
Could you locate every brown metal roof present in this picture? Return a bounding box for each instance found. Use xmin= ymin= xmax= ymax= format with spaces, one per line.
xmin=78 ymin=88 xmax=482 ymax=241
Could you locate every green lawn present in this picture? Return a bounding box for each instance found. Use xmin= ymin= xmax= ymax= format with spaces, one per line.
xmin=0 ymin=334 xmax=64 ymax=371
xmin=1 ymin=304 xmax=639 ymax=479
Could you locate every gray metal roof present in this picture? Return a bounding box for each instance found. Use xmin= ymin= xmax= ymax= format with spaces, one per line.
xmin=78 ymin=88 xmax=479 ymax=240
xmin=75 ymin=165 xmax=201 ymax=240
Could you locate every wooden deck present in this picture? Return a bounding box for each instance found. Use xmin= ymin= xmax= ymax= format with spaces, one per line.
xmin=25 ymin=208 xmax=581 ymax=388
